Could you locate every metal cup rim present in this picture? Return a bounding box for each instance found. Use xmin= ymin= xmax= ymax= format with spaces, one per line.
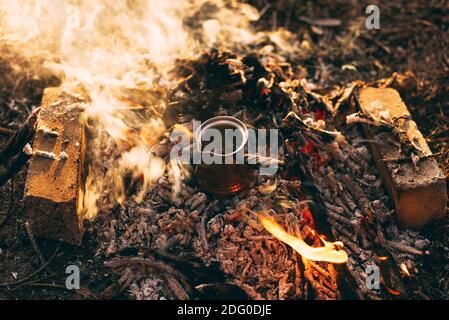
xmin=195 ymin=116 xmax=249 ymax=157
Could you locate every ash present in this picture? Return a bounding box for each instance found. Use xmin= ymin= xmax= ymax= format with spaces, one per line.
xmin=88 ymin=47 xmax=430 ymax=300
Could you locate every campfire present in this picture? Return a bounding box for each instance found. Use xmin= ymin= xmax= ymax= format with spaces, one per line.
xmin=0 ymin=0 xmax=448 ymax=302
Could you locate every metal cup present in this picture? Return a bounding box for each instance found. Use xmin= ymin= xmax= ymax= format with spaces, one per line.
xmin=194 ymin=116 xmax=256 ymax=197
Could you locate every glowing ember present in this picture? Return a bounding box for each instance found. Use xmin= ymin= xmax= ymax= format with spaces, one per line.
xmin=385 ymin=287 xmax=401 ymax=296
xmin=259 ymin=216 xmax=348 ymax=264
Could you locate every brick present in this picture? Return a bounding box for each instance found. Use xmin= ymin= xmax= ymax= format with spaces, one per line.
xmin=356 ymin=87 xmax=447 ymax=228
xmin=24 ymin=87 xmax=86 ymax=245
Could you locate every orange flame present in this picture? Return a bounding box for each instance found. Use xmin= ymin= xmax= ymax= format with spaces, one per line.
xmin=260 ymin=216 xmax=348 ymax=264
xmin=400 ymin=263 xmax=411 ymax=277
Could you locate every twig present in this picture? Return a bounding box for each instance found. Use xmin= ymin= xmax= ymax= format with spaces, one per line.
xmin=298 ymin=16 xmax=342 ymax=27
xmin=28 ymin=283 xmax=98 ymax=299
xmin=105 ymin=256 xmax=187 ymax=283
xmin=101 ymin=268 xmax=134 ymax=300
xmin=0 ymin=146 xmax=32 ymax=187
xmin=360 ymin=34 xmax=392 ymax=54
xmin=283 ymin=111 xmax=340 ymax=141
xmin=200 ymin=212 xmax=209 ymax=253
xmin=384 ymin=240 xmax=424 ymax=255
xmin=0 ymin=127 xmax=15 ymax=136
xmin=257 ymin=3 xmax=271 ymax=21
xmin=165 ymin=275 xmax=190 ymax=300
xmin=379 ymin=152 xmax=440 ymax=164
xmin=24 ymin=220 xmax=46 ymax=265
xmin=0 ymin=107 xmax=40 ymax=165
xmin=271 ymin=10 xmax=277 ymax=31
xmin=0 ymin=245 xmax=60 ymax=287
xmin=334 ymin=82 xmax=361 ymax=114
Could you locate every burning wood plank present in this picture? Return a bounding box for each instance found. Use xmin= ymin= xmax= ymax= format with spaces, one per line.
xmin=24 ymin=87 xmax=87 ymax=245
xmin=355 ymin=87 xmax=447 ymax=228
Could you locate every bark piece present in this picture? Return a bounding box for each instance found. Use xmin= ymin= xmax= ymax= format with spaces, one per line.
xmin=356 ymin=87 xmax=447 ymax=228
xmin=24 ymin=87 xmax=87 ymax=245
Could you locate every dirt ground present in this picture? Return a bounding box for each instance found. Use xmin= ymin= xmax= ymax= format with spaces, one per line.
xmin=0 ymin=0 xmax=448 ymax=300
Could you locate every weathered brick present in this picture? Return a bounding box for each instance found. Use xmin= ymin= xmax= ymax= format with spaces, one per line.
xmin=356 ymin=87 xmax=447 ymax=228
xmin=24 ymin=87 xmax=86 ymax=245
